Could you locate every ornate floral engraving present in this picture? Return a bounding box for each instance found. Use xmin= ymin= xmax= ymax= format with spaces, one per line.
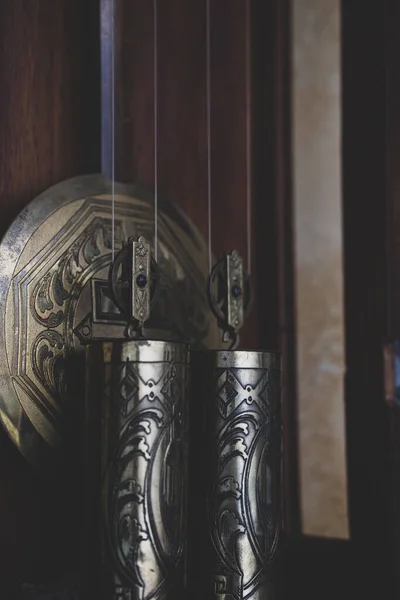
xmin=2 ymin=185 xmax=220 ymax=464
xmin=27 ymin=215 xmax=210 ymax=435
xmin=32 ymin=330 xmax=67 ymax=401
xmin=31 ymin=218 xmax=114 ymax=328
xmin=209 ymin=367 xmax=281 ymax=599
xmin=103 ymin=359 xmax=188 ymax=600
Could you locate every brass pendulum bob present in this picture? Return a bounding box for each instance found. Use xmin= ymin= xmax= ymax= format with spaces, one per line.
xmin=81 ymin=236 xmax=190 ymax=600
xmin=188 ymin=250 xmax=282 ymax=600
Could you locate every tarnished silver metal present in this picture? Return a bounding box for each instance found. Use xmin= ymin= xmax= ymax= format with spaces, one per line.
xmin=189 ymin=350 xmax=282 ymax=600
xmin=107 ymin=236 xmax=160 ymax=339
xmin=208 ymin=250 xmax=252 ymax=349
xmin=82 ymin=339 xmax=190 ymax=600
xmin=226 ymin=251 xmax=244 ymax=332
xmin=0 ymin=173 xmax=225 ymax=469
xmin=130 ymin=236 xmax=151 ymax=327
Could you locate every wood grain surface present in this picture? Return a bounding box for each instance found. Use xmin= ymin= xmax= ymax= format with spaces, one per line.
xmin=108 ymin=0 xmax=262 ymax=348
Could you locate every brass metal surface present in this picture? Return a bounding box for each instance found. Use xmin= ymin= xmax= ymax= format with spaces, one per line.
xmin=82 ymin=339 xmax=190 ymax=599
xmin=0 ymin=174 xmax=222 ymax=469
xmin=189 ymin=349 xmax=282 ymax=600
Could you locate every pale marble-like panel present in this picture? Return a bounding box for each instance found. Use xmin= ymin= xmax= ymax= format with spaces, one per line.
xmin=292 ymin=0 xmax=349 ymax=538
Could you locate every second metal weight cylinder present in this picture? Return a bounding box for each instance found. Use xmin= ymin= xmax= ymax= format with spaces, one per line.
xmin=188 ymin=349 xmax=282 ymax=600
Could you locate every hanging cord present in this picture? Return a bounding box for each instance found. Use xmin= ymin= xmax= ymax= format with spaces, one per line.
xmin=111 ymin=0 xmax=116 ymax=262
xmin=153 ymin=0 xmax=159 ymax=262
xmin=206 ymin=0 xmax=212 ymax=274
xmin=245 ymin=0 xmax=252 ymax=275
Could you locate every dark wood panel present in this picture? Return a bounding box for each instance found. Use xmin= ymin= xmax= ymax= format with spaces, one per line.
xmin=0 ymin=0 xmax=101 ymax=586
xmin=281 ymin=536 xmax=353 ymax=600
xmin=111 ymin=0 xmax=249 ymax=252
xmin=386 ymin=0 xmax=400 ymax=337
xmin=261 ymin=0 xmax=299 ymax=533
xmin=341 ymin=0 xmax=393 ymax=596
xmin=0 ymin=0 xmax=100 ymax=236
xmin=110 ymin=0 xmax=263 ymax=348
xmin=384 ymin=0 xmax=400 ymax=596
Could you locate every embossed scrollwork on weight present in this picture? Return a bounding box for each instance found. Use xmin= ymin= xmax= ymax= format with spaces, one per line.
xmin=103 ymin=358 xmax=188 ymax=599
xmin=106 ymin=406 xmax=163 ymax=591
xmin=209 ymin=366 xmax=281 ymax=599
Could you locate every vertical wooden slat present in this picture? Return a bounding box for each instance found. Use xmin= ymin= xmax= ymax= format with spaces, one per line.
xmin=384 ymin=0 xmax=400 ymax=595
xmin=342 ymin=0 xmax=392 ymax=595
xmin=292 ymin=0 xmax=348 ymax=540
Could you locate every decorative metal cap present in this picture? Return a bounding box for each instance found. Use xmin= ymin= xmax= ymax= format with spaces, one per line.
xmin=109 ymin=235 xmax=159 ymax=337
xmin=129 ymin=236 xmax=151 ymax=326
xmin=208 ymin=250 xmax=252 ymax=349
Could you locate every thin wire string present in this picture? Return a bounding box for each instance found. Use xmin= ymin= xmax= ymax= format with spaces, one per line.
xmin=206 ymin=0 xmax=212 ymax=274
xmin=111 ymin=0 xmax=115 ymax=262
xmin=245 ymin=0 xmax=252 ymax=275
xmin=154 ymin=0 xmax=159 ymax=262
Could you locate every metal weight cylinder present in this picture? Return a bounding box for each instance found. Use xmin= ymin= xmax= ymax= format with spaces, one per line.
xmin=82 ymin=340 xmax=190 ymax=600
xmin=188 ymin=350 xmax=282 ymax=600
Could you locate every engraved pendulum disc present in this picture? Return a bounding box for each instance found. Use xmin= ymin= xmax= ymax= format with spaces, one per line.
xmin=0 ymin=174 xmax=224 ymax=469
